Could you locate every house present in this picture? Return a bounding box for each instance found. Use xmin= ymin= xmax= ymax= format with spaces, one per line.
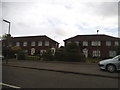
xmin=64 ymin=34 xmax=120 ymax=58
xmin=2 ymin=35 xmax=59 ymax=55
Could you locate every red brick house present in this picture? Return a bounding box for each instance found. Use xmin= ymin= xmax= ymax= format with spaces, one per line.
xmin=64 ymin=34 xmax=120 ymax=58
xmin=2 ymin=35 xmax=59 ymax=55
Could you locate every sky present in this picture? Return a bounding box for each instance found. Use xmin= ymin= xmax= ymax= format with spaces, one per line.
xmin=1 ymin=0 xmax=119 ymax=46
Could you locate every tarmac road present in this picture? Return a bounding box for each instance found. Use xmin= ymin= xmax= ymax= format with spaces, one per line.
xmin=2 ymin=65 xmax=119 ymax=88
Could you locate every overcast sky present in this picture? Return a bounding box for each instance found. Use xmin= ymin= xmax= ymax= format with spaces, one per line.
xmin=1 ymin=0 xmax=119 ymax=46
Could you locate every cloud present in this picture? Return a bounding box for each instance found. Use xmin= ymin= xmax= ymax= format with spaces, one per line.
xmin=2 ymin=1 xmax=118 ymax=46
xmin=86 ymin=2 xmax=118 ymax=17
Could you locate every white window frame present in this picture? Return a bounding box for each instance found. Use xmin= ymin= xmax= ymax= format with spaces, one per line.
xmin=106 ymin=41 xmax=111 ymax=46
xmin=40 ymin=50 xmax=46 ymax=55
xmin=45 ymin=41 xmax=49 ymax=46
xmin=75 ymin=41 xmax=79 ymax=46
xmin=67 ymin=41 xmax=71 ymax=44
xmin=93 ymin=50 xmax=101 ymax=57
xmin=16 ymin=42 xmax=20 ymax=46
xmin=23 ymin=42 xmax=27 ymax=46
xmin=83 ymin=41 xmax=88 ymax=46
xmin=109 ymin=51 xmax=116 ymax=57
xmin=31 ymin=41 xmax=35 ymax=46
xmin=91 ymin=41 xmax=101 ymax=46
xmin=38 ymin=41 xmax=42 ymax=46
xmin=115 ymin=41 xmax=119 ymax=46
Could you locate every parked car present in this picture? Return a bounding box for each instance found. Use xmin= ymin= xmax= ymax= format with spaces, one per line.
xmin=98 ymin=55 xmax=120 ymax=73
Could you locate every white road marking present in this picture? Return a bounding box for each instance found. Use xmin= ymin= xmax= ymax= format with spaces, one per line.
xmin=0 ymin=82 xmax=21 ymax=88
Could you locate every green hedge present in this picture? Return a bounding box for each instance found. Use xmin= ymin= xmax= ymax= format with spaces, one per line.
xmin=86 ymin=58 xmax=101 ymax=63
xmin=25 ymin=55 xmax=40 ymax=60
xmin=17 ymin=51 xmax=26 ymax=60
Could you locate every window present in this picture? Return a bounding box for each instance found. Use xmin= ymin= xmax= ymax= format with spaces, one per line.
xmin=16 ymin=42 xmax=20 ymax=46
xmin=75 ymin=41 xmax=79 ymax=46
xmin=38 ymin=41 xmax=42 ymax=46
xmin=67 ymin=41 xmax=71 ymax=44
xmin=115 ymin=41 xmax=119 ymax=46
xmin=51 ymin=48 xmax=56 ymax=55
xmin=106 ymin=41 xmax=111 ymax=46
xmin=91 ymin=41 xmax=101 ymax=46
xmin=31 ymin=41 xmax=35 ymax=46
xmin=93 ymin=50 xmax=101 ymax=57
xmin=109 ymin=51 xmax=116 ymax=57
xmin=83 ymin=41 xmax=88 ymax=46
xmin=9 ymin=42 xmax=12 ymax=47
xmin=56 ymin=43 xmax=58 ymax=47
xmin=45 ymin=41 xmax=49 ymax=46
xmin=40 ymin=50 xmax=46 ymax=55
xmin=23 ymin=42 xmax=27 ymax=46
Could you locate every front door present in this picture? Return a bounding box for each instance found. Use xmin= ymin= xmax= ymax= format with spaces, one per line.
xmin=83 ymin=48 xmax=88 ymax=58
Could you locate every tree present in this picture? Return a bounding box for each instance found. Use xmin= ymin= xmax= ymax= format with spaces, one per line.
xmin=11 ymin=46 xmax=22 ymax=53
xmin=41 ymin=49 xmax=54 ymax=61
xmin=55 ymin=42 xmax=85 ymax=62
xmin=54 ymin=48 xmax=65 ymax=61
xmin=2 ymin=33 xmax=12 ymax=40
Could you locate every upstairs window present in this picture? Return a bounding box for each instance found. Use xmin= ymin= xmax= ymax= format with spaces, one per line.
xmin=38 ymin=41 xmax=42 ymax=46
xmin=83 ymin=41 xmax=88 ymax=46
xmin=115 ymin=41 xmax=119 ymax=46
xmin=31 ymin=41 xmax=35 ymax=46
xmin=106 ymin=41 xmax=111 ymax=46
xmin=91 ymin=41 xmax=101 ymax=46
xmin=45 ymin=41 xmax=49 ymax=46
xmin=75 ymin=41 xmax=79 ymax=46
xmin=67 ymin=41 xmax=71 ymax=44
xmin=16 ymin=42 xmax=20 ymax=46
xmin=23 ymin=42 xmax=27 ymax=46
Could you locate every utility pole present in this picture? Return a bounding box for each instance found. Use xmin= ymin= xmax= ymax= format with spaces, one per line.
xmin=97 ymin=30 xmax=99 ymax=58
xmin=3 ymin=19 xmax=11 ymax=64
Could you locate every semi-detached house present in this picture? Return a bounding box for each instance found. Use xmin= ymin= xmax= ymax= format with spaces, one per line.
xmin=2 ymin=35 xmax=59 ymax=55
xmin=64 ymin=34 xmax=120 ymax=58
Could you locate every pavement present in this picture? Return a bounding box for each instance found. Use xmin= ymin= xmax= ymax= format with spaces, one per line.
xmin=2 ymin=59 xmax=119 ymax=79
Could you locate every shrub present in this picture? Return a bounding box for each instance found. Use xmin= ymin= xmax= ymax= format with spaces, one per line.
xmin=86 ymin=58 xmax=101 ymax=63
xmin=25 ymin=55 xmax=40 ymax=60
xmin=17 ymin=51 xmax=26 ymax=60
xmin=54 ymin=48 xmax=65 ymax=61
xmin=41 ymin=50 xmax=54 ymax=61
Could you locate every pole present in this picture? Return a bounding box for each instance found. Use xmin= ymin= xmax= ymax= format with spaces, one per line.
xmin=97 ymin=30 xmax=99 ymax=58
xmin=3 ymin=19 xmax=11 ymax=64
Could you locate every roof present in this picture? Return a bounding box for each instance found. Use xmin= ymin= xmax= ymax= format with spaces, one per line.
xmin=11 ymin=35 xmax=59 ymax=44
xmin=63 ymin=34 xmax=120 ymax=42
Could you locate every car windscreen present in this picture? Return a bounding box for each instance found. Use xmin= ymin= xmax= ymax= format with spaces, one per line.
xmin=113 ymin=55 xmax=120 ymax=60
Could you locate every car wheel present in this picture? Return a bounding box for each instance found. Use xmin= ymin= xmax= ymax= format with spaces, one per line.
xmin=106 ymin=65 xmax=116 ymax=73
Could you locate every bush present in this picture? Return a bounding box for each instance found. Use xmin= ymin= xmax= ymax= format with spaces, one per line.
xmin=54 ymin=43 xmax=86 ymax=62
xmin=86 ymin=58 xmax=101 ymax=63
xmin=25 ymin=55 xmax=40 ymax=60
xmin=41 ymin=50 xmax=54 ymax=61
xmin=17 ymin=51 xmax=26 ymax=60
xmin=63 ymin=52 xmax=85 ymax=62
xmin=54 ymin=48 xmax=65 ymax=61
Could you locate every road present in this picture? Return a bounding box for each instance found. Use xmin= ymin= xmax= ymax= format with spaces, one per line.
xmin=2 ymin=66 xmax=118 ymax=88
